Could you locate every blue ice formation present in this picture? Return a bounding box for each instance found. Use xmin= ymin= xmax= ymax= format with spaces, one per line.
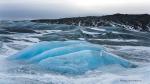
xmin=9 ymin=41 xmax=88 ymax=60
xmin=8 ymin=40 xmax=136 ymax=74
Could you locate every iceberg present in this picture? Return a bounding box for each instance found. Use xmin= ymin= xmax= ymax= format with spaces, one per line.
xmin=8 ymin=40 xmax=137 ymax=74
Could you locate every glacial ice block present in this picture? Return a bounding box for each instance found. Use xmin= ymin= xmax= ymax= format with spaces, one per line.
xmin=39 ymin=50 xmax=104 ymax=74
xmin=28 ymin=43 xmax=103 ymax=63
xmin=8 ymin=41 xmax=87 ymax=60
xmin=39 ymin=50 xmax=136 ymax=74
xmin=8 ymin=40 xmax=136 ymax=74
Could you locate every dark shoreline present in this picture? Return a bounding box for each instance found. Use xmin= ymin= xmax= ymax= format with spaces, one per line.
xmin=31 ymin=14 xmax=150 ymax=32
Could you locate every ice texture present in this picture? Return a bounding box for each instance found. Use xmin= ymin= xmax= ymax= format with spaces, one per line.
xmin=8 ymin=41 xmax=87 ymax=60
xmin=8 ymin=41 xmax=136 ymax=74
xmin=28 ymin=43 xmax=103 ymax=63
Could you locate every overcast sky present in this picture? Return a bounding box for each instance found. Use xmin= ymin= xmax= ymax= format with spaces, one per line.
xmin=0 ymin=0 xmax=150 ymax=20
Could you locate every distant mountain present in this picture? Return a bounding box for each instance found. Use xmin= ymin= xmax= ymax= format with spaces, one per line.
xmin=31 ymin=14 xmax=150 ymax=32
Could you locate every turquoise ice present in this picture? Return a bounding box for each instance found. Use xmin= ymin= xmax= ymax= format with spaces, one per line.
xmin=28 ymin=43 xmax=103 ymax=63
xmin=8 ymin=41 xmax=137 ymax=74
xmin=9 ymin=41 xmax=87 ymax=60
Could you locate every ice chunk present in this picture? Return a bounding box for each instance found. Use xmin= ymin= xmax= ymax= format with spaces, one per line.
xmin=8 ymin=41 xmax=87 ymax=60
xmin=28 ymin=43 xmax=103 ymax=63
xmin=39 ymin=50 xmax=103 ymax=74
xmin=39 ymin=50 xmax=136 ymax=74
xmin=8 ymin=41 xmax=136 ymax=74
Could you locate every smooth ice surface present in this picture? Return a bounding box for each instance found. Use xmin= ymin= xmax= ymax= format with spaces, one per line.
xmin=8 ymin=41 xmax=136 ymax=74
xmin=39 ymin=50 xmax=135 ymax=74
xmin=8 ymin=41 xmax=87 ymax=60
xmin=28 ymin=44 xmax=103 ymax=63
